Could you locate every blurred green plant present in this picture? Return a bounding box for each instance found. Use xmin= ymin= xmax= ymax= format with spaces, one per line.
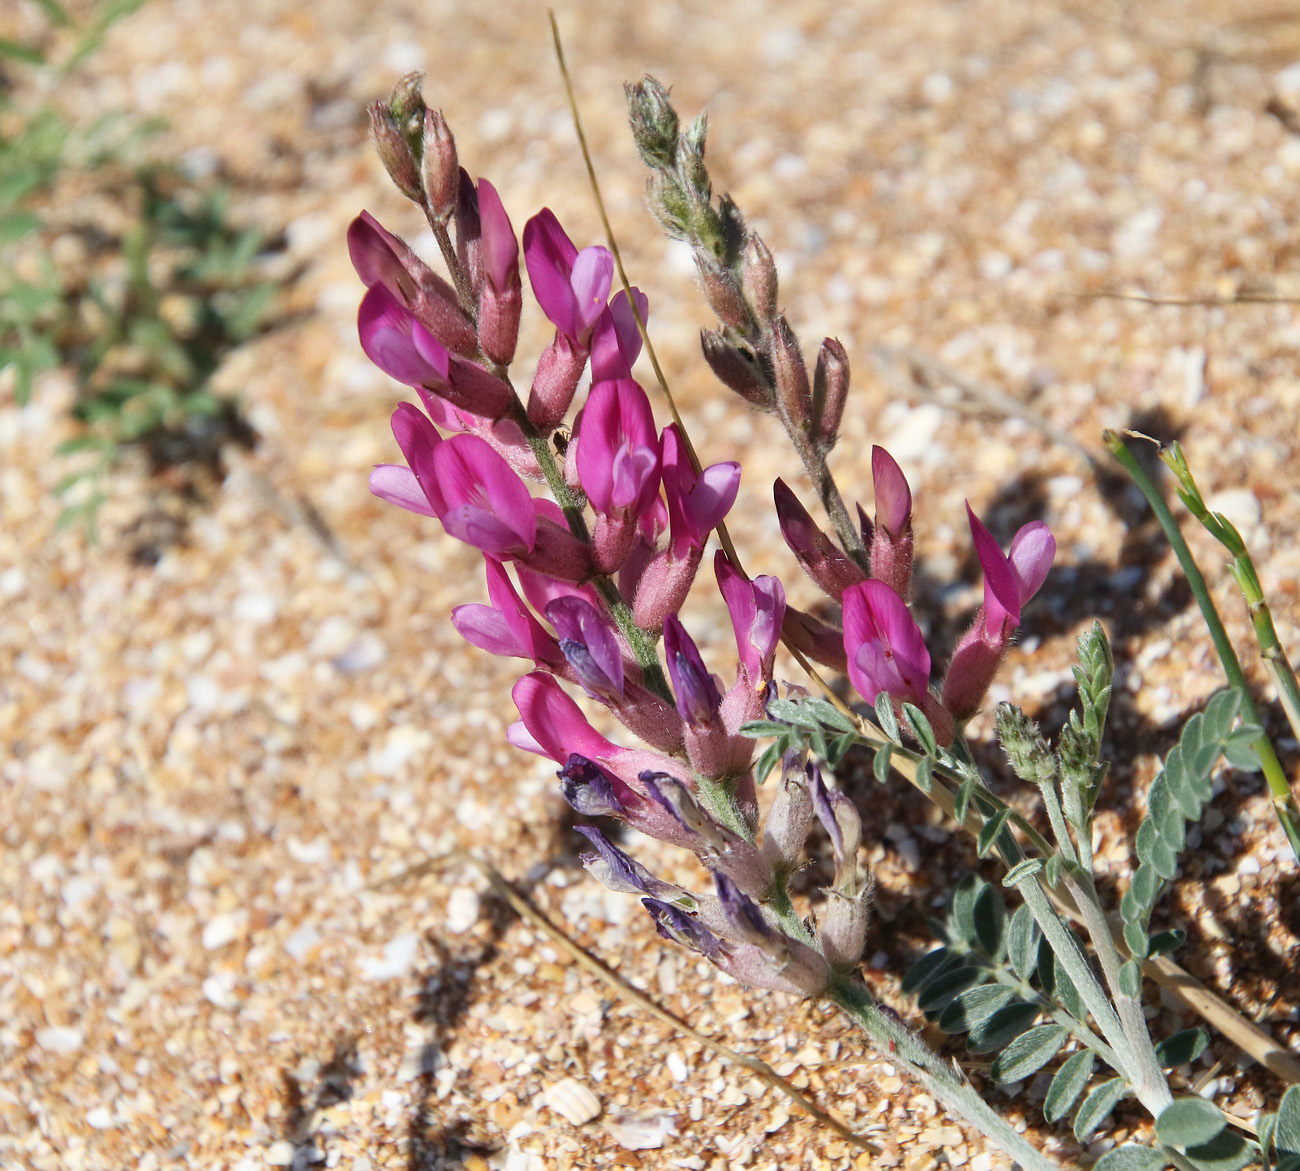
xmin=1 ymin=0 xmax=277 ymax=541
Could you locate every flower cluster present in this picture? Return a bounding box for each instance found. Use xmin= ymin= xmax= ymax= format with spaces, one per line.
xmin=356 ymin=75 xmax=1055 ymax=996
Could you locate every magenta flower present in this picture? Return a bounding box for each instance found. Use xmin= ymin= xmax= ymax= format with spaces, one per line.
xmin=715 ymin=552 xmax=785 ymax=689
xmin=434 ymin=434 xmax=536 ymax=555
xmin=347 ymin=210 xmax=477 ymax=357
xmin=451 ymin=558 xmax=562 ymax=668
xmin=357 ymin=284 xmax=448 ymax=388
xmin=576 ymin=379 xmax=661 ymax=519
xmin=773 ymin=478 xmax=866 ymax=601
xmin=941 ymin=506 xmax=1056 ymax=720
xmin=661 ymin=425 xmax=740 ymax=555
xmin=508 ymin=672 xmax=618 ymax=763
xmin=869 ymin=446 xmax=915 ymax=598
xmin=590 ymin=287 xmax=648 ymax=382
xmin=842 ymin=580 xmax=932 ymax=709
xmin=522 ymin=209 xmax=614 ymax=345
xmin=358 ymin=285 xmax=513 ymax=419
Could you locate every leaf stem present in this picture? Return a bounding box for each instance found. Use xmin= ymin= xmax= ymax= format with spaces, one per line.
xmin=830 ymin=980 xmax=1063 ymax=1171
xmin=1104 ymin=431 xmax=1300 ymax=861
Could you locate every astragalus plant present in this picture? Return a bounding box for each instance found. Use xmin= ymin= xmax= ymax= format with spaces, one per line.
xmin=351 ymin=70 xmax=1300 ymax=1171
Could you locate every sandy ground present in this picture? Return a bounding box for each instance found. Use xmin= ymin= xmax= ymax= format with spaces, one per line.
xmin=4 ymin=0 xmax=1300 ymax=1168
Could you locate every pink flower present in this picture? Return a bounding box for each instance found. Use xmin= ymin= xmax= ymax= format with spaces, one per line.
xmin=522 ymin=209 xmax=613 ymax=345
xmin=575 ymin=379 xmax=660 ymax=519
xmin=869 ymin=446 xmax=915 ymax=599
xmin=358 ymin=284 xmax=513 ymax=418
xmin=474 ymin=178 xmax=522 ymax=365
xmin=940 ymin=505 xmax=1056 ymax=720
xmin=842 ymin=580 xmax=932 ymax=709
xmin=661 ymin=426 xmax=739 ymax=556
xmin=590 ymin=288 xmax=648 ymax=382
xmin=347 ymin=210 xmax=477 ymax=357
xmin=451 ymin=558 xmax=562 ymax=668
xmin=715 ymin=552 xmax=785 ymax=689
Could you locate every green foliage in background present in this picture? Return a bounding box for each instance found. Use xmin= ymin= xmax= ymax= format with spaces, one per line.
xmin=1 ymin=0 xmax=277 ymax=537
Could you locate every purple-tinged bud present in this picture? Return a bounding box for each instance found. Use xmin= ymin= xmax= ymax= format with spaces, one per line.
xmin=575 ymin=826 xmax=686 ymax=902
xmin=773 ymin=479 xmax=866 ymax=601
xmin=643 ymin=899 xmax=721 ymax=959
xmin=695 ymin=252 xmax=749 ymax=331
xmin=741 ymin=233 xmax=778 ymax=323
xmin=521 ymin=504 xmax=594 ymax=584
xmin=547 ymin=596 xmax=624 ymax=703
xmin=454 ymin=169 xmax=481 ymax=291
xmin=421 ymin=108 xmax=460 ymax=222
xmin=781 ymin=606 xmax=847 ymax=673
xmin=715 ymin=936 xmax=830 ymax=997
xmin=808 ymin=764 xmax=864 ymax=892
xmin=559 ymin=754 xmax=630 ymax=818
xmin=368 ymin=101 xmax=422 ymax=202
xmin=770 ymin=316 xmax=812 ymax=431
xmin=663 ymin=615 xmax=722 ymax=727
xmin=811 ymin=338 xmax=850 ymax=450
xmin=701 ymin=328 xmax=772 ymax=407
xmin=869 ymin=446 xmax=914 ymax=598
xmin=819 ymin=886 xmax=872 ymax=972
xmin=641 ymin=773 xmax=716 ymax=840
xmin=630 ymin=543 xmax=703 ymax=632
xmin=761 ymin=756 xmax=815 ymax=872
xmin=474 ymin=178 xmax=521 ymax=365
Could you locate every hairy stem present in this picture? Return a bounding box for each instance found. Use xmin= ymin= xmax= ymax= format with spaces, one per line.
xmin=831 ymin=980 xmax=1062 ymax=1171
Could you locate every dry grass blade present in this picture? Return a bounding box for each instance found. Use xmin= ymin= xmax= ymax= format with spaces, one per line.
xmin=376 ymin=849 xmax=881 ymax=1153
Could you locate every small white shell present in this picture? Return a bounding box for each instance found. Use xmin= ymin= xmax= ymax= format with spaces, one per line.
xmin=543 ymin=1077 xmax=602 ymax=1126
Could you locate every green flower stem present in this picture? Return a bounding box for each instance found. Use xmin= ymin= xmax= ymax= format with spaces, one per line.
xmin=696 ymin=774 xmax=755 ymax=843
xmin=1104 ymin=432 xmax=1300 ymax=862
xmin=782 ymin=415 xmax=869 ymax=570
xmin=1058 ymin=868 xmax=1171 ymax=1114
xmin=1159 ymin=443 xmax=1300 ymax=798
xmin=830 ymin=980 xmax=1063 ymax=1171
xmin=1014 ymin=876 xmax=1171 ymax=1113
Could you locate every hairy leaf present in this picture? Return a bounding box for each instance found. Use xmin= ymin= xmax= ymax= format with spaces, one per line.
xmin=1093 ymin=1148 xmax=1170 ymax=1171
xmin=1074 ymin=1077 xmax=1128 ymax=1141
xmin=1044 ymin=1049 xmax=1095 ymax=1123
xmin=967 ymin=1001 xmax=1040 ymax=1054
xmin=1156 ymin=1098 xmax=1227 ymax=1148
xmin=990 ymin=1024 xmax=1068 ymax=1084
xmin=1155 ymin=1028 xmax=1209 ymax=1068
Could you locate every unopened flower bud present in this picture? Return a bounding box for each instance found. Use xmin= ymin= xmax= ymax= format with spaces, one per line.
xmin=811 ymin=338 xmax=850 ymax=450
xmin=695 ymin=252 xmax=750 ymax=331
xmin=701 ymin=329 xmax=772 ymax=407
xmin=995 ymin=704 xmax=1056 ymax=787
xmin=773 ymin=478 xmax=866 ymax=601
xmin=625 ymin=76 xmax=680 ymax=168
xmin=386 ymin=72 xmax=426 ymax=131
xmin=422 ymin=109 xmax=460 ymax=222
xmin=368 ymin=102 xmax=422 ymax=202
xmin=770 ymin=316 xmax=811 ymax=431
xmin=741 ymin=233 xmax=778 ymax=323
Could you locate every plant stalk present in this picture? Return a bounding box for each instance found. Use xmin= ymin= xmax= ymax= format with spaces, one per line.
xmin=1104 ymin=431 xmax=1300 ymax=861
xmin=831 ymin=980 xmax=1062 ymax=1171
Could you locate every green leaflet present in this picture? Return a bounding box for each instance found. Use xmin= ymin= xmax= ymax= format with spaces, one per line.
xmin=1043 ymin=1049 xmax=1095 ymax=1123
xmin=989 ymin=1024 xmax=1068 ymax=1084
xmin=1074 ymin=1077 xmax=1129 ymax=1141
